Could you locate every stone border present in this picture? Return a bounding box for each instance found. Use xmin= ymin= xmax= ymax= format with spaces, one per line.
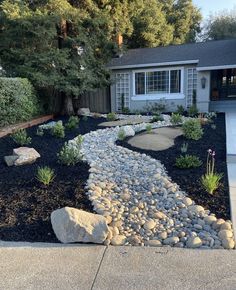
xmin=0 ymin=115 xmax=54 ymax=138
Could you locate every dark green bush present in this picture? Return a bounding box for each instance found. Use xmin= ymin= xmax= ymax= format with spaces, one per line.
xmin=11 ymin=129 xmax=32 ymax=146
xmin=65 ymin=116 xmax=79 ymax=130
xmin=0 ymin=77 xmax=41 ymax=127
xmin=188 ymin=105 xmax=199 ymax=117
xmin=107 ymin=112 xmax=117 ymax=121
xmin=50 ymin=122 xmax=65 ymax=138
xmin=176 ymin=105 xmax=185 ymax=115
xmin=175 ymin=155 xmax=202 ymax=169
xmin=151 ymin=114 xmax=164 ymax=122
xmin=182 ymin=119 xmax=203 ymax=140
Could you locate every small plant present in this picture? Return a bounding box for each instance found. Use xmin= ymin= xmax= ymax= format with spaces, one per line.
xmin=118 ymin=128 xmax=125 ymax=140
xmin=107 ymin=112 xmax=117 ymax=121
xmin=176 ymin=105 xmax=185 ymax=115
xmin=145 ymin=99 xmax=167 ymax=114
xmin=180 ymin=142 xmax=188 ymax=153
xmin=57 ymin=136 xmax=83 ymax=165
xmin=122 ymin=107 xmax=130 ymax=114
xmin=11 ymin=129 xmax=32 ymax=146
xmin=182 ymin=119 xmax=203 ymax=140
xmin=175 ymin=154 xmax=202 ymax=169
xmin=36 ymin=166 xmax=55 ymax=186
xmin=201 ymin=149 xmax=223 ymax=194
xmin=151 ymin=114 xmax=164 ymax=122
xmin=170 ymin=113 xmax=182 ymax=125
xmin=50 ymin=122 xmax=65 ymax=138
xmin=65 ymin=116 xmax=79 ymax=130
xmin=36 ymin=127 xmax=44 ymax=136
xmin=146 ymin=124 xmax=152 ymax=133
xmin=188 ymin=105 xmax=199 ymax=117
xmin=211 ymin=124 xmax=217 ymax=130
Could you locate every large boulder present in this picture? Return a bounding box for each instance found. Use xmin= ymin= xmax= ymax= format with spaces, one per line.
xmin=13 ymin=147 xmax=40 ymax=166
xmin=122 ymin=125 xmax=135 ymax=137
xmin=51 ymin=207 xmax=109 ymax=244
xmin=77 ymin=108 xmax=90 ymax=116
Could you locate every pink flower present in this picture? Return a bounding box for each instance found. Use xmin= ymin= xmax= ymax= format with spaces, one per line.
xmin=212 ymin=151 xmax=216 ymax=156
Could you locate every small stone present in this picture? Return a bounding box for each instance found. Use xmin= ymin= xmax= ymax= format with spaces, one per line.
xmin=204 ymin=215 xmax=217 ymax=225
xmin=120 ymin=193 xmax=131 ymax=201
xmin=153 ymin=211 xmax=165 ymax=219
xmin=4 ymin=155 xmax=18 ymax=166
xmin=111 ymin=235 xmax=127 ymax=246
xmin=105 ymin=216 xmax=112 ymax=225
xmin=186 ymin=237 xmax=202 ymax=248
xmin=220 ymin=222 xmax=232 ymax=231
xmin=212 ymin=219 xmax=225 ymax=229
xmin=158 ymin=231 xmax=168 ymax=240
xmin=143 ymin=219 xmax=156 ymax=230
xmin=145 ymin=240 xmax=162 ymax=247
xmin=128 ymin=235 xmax=142 ymax=246
xmin=163 ymin=237 xmax=179 ymax=245
xmin=218 ymin=230 xmax=233 ymax=240
xmin=183 ymin=197 xmax=193 ymax=206
xmin=189 ymin=205 xmax=205 ymax=214
xmin=222 ymin=238 xmax=235 ymax=249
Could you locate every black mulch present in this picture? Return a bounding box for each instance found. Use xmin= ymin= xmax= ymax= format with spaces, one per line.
xmin=0 ymin=116 xmax=106 ymax=242
xmin=117 ymin=113 xmax=230 ymax=220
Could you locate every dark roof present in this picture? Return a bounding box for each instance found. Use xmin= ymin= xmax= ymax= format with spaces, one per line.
xmin=108 ymin=39 xmax=236 ymax=70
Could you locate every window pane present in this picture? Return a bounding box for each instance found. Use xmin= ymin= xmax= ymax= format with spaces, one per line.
xmin=146 ymin=71 xmax=169 ymax=94
xmin=135 ymin=72 xmax=145 ymax=94
xmin=170 ymin=70 xmax=181 ymax=93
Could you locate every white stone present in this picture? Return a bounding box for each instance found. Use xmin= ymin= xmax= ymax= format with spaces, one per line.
xmin=186 ymin=237 xmax=202 ymax=248
xmin=145 ymin=240 xmax=162 ymax=247
xmin=183 ymin=197 xmax=193 ymax=206
xmin=13 ymin=147 xmax=40 ymax=166
xmin=143 ymin=220 xmax=156 ymax=230
xmin=163 ymin=237 xmax=179 ymax=245
xmin=77 ymin=108 xmax=90 ymax=115
xmin=218 ymin=230 xmax=233 ymax=240
xmin=221 ymin=238 xmax=235 ymax=249
xmin=122 ymin=125 xmax=135 ymax=137
xmin=111 ymin=235 xmax=127 ymax=246
xmin=204 ymin=216 xmax=217 ymax=225
xmin=51 ymin=207 xmax=109 ymax=244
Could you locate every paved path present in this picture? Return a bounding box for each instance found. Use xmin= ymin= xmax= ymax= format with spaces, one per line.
xmin=225 ymin=112 xmax=236 ymax=239
xmin=0 ymin=242 xmax=236 ymax=290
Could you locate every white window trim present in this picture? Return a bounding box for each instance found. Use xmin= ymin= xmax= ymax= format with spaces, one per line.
xmin=132 ymin=67 xmax=184 ymax=101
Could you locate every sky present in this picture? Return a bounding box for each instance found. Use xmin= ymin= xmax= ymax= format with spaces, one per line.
xmin=193 ymin=0 xmax=236 ymax=19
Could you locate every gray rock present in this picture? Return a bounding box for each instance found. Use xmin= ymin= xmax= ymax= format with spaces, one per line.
xmin=186 ymin=237 xmax=202 ymax=248
xmin=13 ymin=147 xmax=40 ymax=166
xmin=77 ymin=107 xmax=90 ymax=116
xmin=4 ymin=155 xmax=18 ymax=166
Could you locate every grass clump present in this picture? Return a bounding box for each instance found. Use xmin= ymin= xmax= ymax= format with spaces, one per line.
xmin=50 ymin=122 xmax=65 ymax=138
xmin=182 ymin=119 xmax=203 ymax=140
xmin=36 ymin=166 xmax=55 ymax=186
xmin=11 ymin=129 xmax=32 ymax=146
xmin=57 ymin=135 xmax=83 ymax=165
xmin=118 ymin=128 xmax=125 ymax=140
xmin=151 ymin=114 xmax=163 ymax=122
xmin=65 ymin=116 xmax=79 ymax=130
xmin=175 ymin=154 xmax=202 ymax=169
xmin=107 ymin=112 xmax=117 ymax=121
xmin=170 ymin=113 xmax=182 ymax=125
xmin=146 ymin=124 xmax=152 ymax=133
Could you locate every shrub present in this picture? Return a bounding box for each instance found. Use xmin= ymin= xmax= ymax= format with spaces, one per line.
xmin=175 ymin=154 xmax=202 ymax=169
xmin=65 ymin=116 xmax=79 ymax=130
xmin=11 ymin=129 xmax=32 ymax=146
xmin=182 ymin=119 xmax=203 ymax=140
xmin=170 ymin=113 xmax=182 ymax=125
xmin=0 ymin=77 xmax=41 ymax=127
xmin=36 ymin=127 xmax=44 ymax=136
xmin=107 ymin=112 xmax=117 ymax=121
xmin=50 ymin=122 xmax=65 ymax=138
xmin=57 ymin=136 xmax=83 ymax=165
xmin=151 ymin=114 xmax=164 ymax=122
xmin=180 ymin=142 xmax=188 ymax=153
xmin=122 ymin=107 xmax=130 ymax=114
xmin=36 ymin=166 xmax=55 ymax=186
xmin=118 ymin=128 xmax=125 ymax=140
xmin=188 ymin=105 xmax=199 ymax=117
xmin=146 ymin=124 xmax=152 ymax=133
xmin=201 ymin=149 xmax=223 ymax=194
xmin=145 ymin=99 xmax=167 ymax=114
xmin=176 ymin=105 xmax=185 ymax=115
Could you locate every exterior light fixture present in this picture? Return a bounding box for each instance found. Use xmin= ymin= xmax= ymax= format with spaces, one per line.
xmin=201 ymin=76 xmax=207 ymax=89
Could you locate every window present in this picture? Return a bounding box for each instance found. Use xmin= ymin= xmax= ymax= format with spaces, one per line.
xmin=134 ymin=69 xmax=182 ymax=95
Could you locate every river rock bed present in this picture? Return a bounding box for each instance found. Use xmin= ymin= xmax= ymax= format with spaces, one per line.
xmin=75 ymin=115 xmax=235 ymax=249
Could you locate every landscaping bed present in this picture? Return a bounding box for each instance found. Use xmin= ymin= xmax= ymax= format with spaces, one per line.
xmin=0 ymin=116 xmax=106 ymax=242
xmin=117 ymin=113 xmax=230 ymax=220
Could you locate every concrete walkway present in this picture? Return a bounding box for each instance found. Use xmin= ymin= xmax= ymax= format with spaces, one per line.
xmin=225 ymin=112 xmax=236 ymax=238
xmin=0 ymin=242 xmax=236 ymax=290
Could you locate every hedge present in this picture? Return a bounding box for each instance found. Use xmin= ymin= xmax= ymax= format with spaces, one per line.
xmin=0 ymin=77 xmax=41 ymax=127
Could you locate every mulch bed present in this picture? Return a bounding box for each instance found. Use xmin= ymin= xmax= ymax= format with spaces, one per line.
xmin=0 ymin=116 xmax=106 ymax=242
xmin=117 ymin=113 xmax=230 ymax=220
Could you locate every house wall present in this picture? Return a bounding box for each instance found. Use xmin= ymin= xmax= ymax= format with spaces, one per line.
xmin=110 ymin=65 xmax=207 ymax=113
xmin=196 ymin=71 xmax=210 ymax=112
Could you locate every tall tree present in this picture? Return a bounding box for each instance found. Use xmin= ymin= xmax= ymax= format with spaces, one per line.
xmin=203 ymin=9 xmax=236 ymax=41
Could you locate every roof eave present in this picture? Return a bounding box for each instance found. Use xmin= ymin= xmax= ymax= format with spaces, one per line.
xmin=197 ymin=64 xmax=236 ymax=71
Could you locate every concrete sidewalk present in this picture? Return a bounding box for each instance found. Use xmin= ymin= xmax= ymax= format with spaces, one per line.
xmin=0 ymin=242 xmax=236 ymax=290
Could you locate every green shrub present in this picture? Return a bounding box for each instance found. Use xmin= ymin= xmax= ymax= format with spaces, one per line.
xmin=146 ymin=124 xmax=152 ymax=133
xmin=122 ymin=107 xmax=130 ymax=114
xmin=151 ymin=114 xmax=164 ymax=122
xmin=176 ymin=105 xmax=185 ymax=115
xmin=180 ymin=142 xmax=188 ymax=153
xmin=107 ymin=112 xmax=117 ymax=121
xmin=50 ymin=122 xmax=65 ymax=138
xmin=118 ymin=128 xmax=125 ymax=140
xmin=170 ymin=113 xmax=182 ymax=125
xmin=36 ymin=127 xmax=44 ymax=136
xmin=182 ymin=119 xmax=203 ymax=140
xmin=11 ymin=129 xmax=32 ymax=146
xmin=36 ymin=166 xmax=55 ymax=186
xmin=145 ymin=99 xmax=167 ymax=114
xmin=0 ymin=77 xmax=41 ymax=127
xmin=65 ymin=116 xmax=79 ymax=130
xmin=188 ymin=105 xmax=199 ymax=117
xmin=57 ymin=136 xmax=83 ymax=165
xmin=175 ymin=154 xmax=202 ymax=169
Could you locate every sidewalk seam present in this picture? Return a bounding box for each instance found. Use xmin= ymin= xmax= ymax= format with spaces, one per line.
xmin=90 ymin=246 xmax=107 ymax=290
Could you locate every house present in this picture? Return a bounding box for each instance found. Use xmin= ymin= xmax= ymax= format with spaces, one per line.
xmin=108 ymin=39 xmax=236 ymax=113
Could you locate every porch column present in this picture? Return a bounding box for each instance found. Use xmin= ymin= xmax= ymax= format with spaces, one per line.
xmin=197 ymin=71 xmax=211 ymax=112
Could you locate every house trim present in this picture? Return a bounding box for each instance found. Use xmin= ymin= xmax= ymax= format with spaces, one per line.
xmin=197 ymin=64 xmax=236 ymax=71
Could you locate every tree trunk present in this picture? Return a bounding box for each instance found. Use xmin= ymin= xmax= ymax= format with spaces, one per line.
xmin=61 ymin=93 xmax=74 ymax=115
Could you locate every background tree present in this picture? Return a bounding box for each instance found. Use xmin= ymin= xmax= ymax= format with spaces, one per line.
xmin=203 ymin=8 xmax=236 ymax=41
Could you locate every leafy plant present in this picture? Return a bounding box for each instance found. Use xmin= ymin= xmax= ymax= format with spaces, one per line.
xmin=11 ymin=129 xmax=32 ymax=146
xmin=146 ymin=124 xmax=152 ymax=133
xmin=151 ymin=113 xmax=164 ymax=122
xmin=118 ymin=128 xmax=125 ymax=140
xmin=145 ymin=99 xmax=167 ymax=114
xmin=180 ymin=142 xmax=188 ymax=153
xmin=36 ymin=166 xmax=55 ymax=186
xmin=188 ymin=105 xmax=199 ymax=117
xmin=107 ymin=112 xmax=117 ymax=121
xmin=57 ymin=136 xmax=83 ymax=165
xmin=175 ymin=154 xmax=202 ymax=169
xmin=122 ymin=107 xmax=130 ymax=114
xmin=170 ymin=113 xmax=182 ymax=125
xmin=176 ymin=105 xmax=185 ymax=115
xmin=36 ymin=127 xmax=44 ymax=136
xmin=182 ymin=119 xmax=203 ymax=140
xmin=65 ymin=116 xmax=79 ymax=130
xmin=50 ymin=122 xmax=65 ymax=138
xmin=201 ymin=149 xmax=223 ymax=194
